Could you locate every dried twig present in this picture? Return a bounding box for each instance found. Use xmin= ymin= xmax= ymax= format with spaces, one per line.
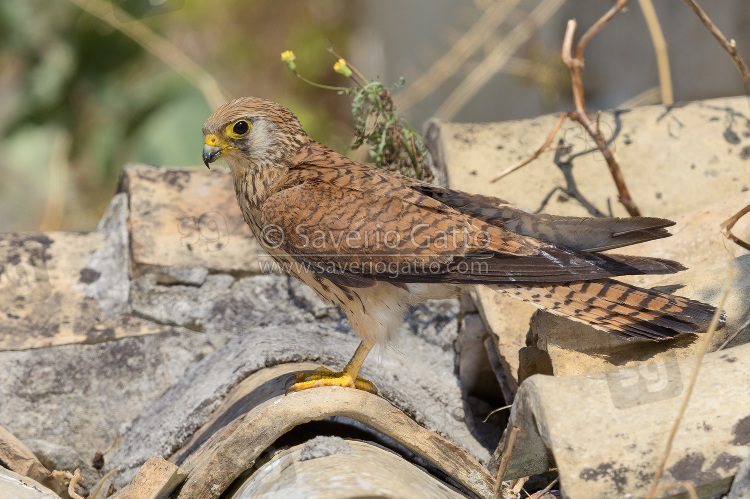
xmin=682 ymin=0 xmax=750 ymax=90
xmin=482 ymin=404 xmax=512 ymax=423
xmin=638 ymin=0 xmax=673 ymax=105
xmin=650 ymin=480 xmax=698 ymax=499
xmin=720 ymin=203 xmax=750 ymax=251
xmin=490 ymin=113 xmax=565 ymax=182
xmin=91 ymin=467 xmax=120 ymax=499
xmin=492 ymin=1 xmax=642 ymax=216
xmin=493 ymin=426 xmax=520 ymax=496
xmin=53 ymin=468 xmax=85 ymax=499
xmin=561 ymin=0 xmax=642 ymax=217
xmin=528 ymin=477 xmax=559 ymax=499
xmin=645 ymin=262 xmax=734 ymax=499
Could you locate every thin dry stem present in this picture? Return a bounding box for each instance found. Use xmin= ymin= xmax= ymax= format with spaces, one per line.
xmin=529 ymin=477 xmax=559 ymax=499
xmin=651 ymin=480 xmax=698 ymax=499
xmin=720 ymin=202 xmax=750 ymax=251
xmin=575 ymin=0 xmax=628 ymax=61
xmin=682 ymin=0 xmax=750 ymax=90
xmin=102 ymin=433 xmax=121 ymax=456
xmin=436 ymin=0 xmax=565 ymax=120
xmin=718 ymin=316 xmax=749 ymax=351
xmin=482 ymin=404 xmax=512 ymax=423
xmin=490 ymin=113 xmax=565 ymax=182
xmin=638 ymin=0 xmax=674 ymax=105
xmin=53 ymin=468 xmax=85 ymax=499
xmin=618 ymin=86 xmax=661 ymax=108
xmin=494 ymin=426 xmax=520 ymax=496
xmin=66 ymin=0 xmax=228 ymax=108
xmin=562 ymin=3 xmax=642 ymax=217
xmin=645 ymin=261 xmax=734 ymax=499
xmin=91 ymin=467 xmax=120 ymax=499
xmin=327 ymin=46 xmax=370 ymax=87
xmin=394 ymin=0 xmax=521 ymax=112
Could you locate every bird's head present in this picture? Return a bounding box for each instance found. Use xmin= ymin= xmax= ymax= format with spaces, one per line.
xmin=202 ymin=97 xmax=307 ymax=175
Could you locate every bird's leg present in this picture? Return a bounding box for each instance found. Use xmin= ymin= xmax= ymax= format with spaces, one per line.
xmin=286 ymin=341 xmax=378 ymax=394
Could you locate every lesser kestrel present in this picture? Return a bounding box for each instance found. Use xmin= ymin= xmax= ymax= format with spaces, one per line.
xmin=202 ymin=97 xmax=722 ymax=393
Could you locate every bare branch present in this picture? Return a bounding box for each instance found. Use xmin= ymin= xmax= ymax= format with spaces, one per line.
xmin=561 ymin=2 xmax=642 ymax=216
xmin=682 ymin=0 xmax=750 ymax=90
xmin=490 ymin=113 xmax=566 ymax=182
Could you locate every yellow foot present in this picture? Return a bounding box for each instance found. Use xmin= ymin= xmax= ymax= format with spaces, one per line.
xmin=286 ymin=367 xmax=378 ymax=394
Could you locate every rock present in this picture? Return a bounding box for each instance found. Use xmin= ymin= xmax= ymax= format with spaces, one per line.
xmin=153 ymin=265 xmax=208 ymax=286
xmin=229 ymin=440 xmax=473 ymax=499
xmin=0 ymin=231 xmax=162 ymax=350
xmin=107 ymin=323 xmax=489 ymax=490
xmin=130 ymin=273 xmax=235 ymax=329
xmin=120 ymin=163 xmax=272 ymax=276
xmin=490 ymin=341 xmax=750 ymax=498
xmin=424 ymin=96 xmax=750 ymax=220
xmin=728 ymin=452 xmax=750 ymax=499
xmin=0 ymin=327 xmax=215 ymax=489
xmin=86 ymin=192 xmax=131 ymax=318
xmin=425 ymin=96 xmax=750 ymax=397
xmin=470 ymin=288 xmax=535 ymax=395
xmin=0 ymin=425 xmax=67 ymax=498
xmin=111 ymin=457 xmax=187 ymax=499
xmin=532 ymin=254 xmax=750 ymax=376
xmin=0 ymin=466 xmax=60 ymax=499
xmin=607 ymin=189 xmax=750 ymax=289
xmin=298 ymin=436 xmax=353 ymax=462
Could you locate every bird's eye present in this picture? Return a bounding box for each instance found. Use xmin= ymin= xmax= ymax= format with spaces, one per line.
xmin=233 ymin=121 xmax=249 ymax=135
xmin=227 ymin=120 xmax=251 ymax=138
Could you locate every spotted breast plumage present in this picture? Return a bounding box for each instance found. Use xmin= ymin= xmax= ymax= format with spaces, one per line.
xmin=202 ymin=96 xmax=723 ymax=393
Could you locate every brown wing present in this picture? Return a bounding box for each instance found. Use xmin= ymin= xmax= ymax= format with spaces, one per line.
xmin=261 ymin=143 xmax=685 ymax=287
xmin=291 ymin=142 xmax=676 ymax=252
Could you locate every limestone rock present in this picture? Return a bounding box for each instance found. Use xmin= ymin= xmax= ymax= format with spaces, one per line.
xmin=111 ymin=457 xmax=187 ymax=499
xmin=0 ymin=466 xmax=60 ymax=499
xmin=120 ymin=163 xmax=272 ymax=275
xmin=424 ymin=96 xmax=750 ymax=219
xmin=491 ymin=341 xmax=750 ymax=497
xmin=426 ymin=96 xmax=750 ymax=398
xmin=229 ymin=440 xmax=471 ymax=499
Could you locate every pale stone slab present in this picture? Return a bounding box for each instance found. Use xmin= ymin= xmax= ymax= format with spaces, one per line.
xmin=230 ymin=439 xmax=469 ymax=499
xmin=0 ymin=467 xmax=60 ymax=499
xmin=121 ymin=163 xmax=272 ymax=275
xmin=492 ymin=341 xmax=750 ymax=498
xmin=425 ymin=95 xmax=750 ymax=219
xmin=0 ymin=231 xmax=161 ymax=350
xmin=111 ymin=457 xmax=187 ymax=499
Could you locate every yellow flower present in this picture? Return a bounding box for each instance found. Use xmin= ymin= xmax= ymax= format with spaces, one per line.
xmin=281 ymin=50 xmax=296 ymax=71
xmin=333 ymin=58 xmax=352 ymax=78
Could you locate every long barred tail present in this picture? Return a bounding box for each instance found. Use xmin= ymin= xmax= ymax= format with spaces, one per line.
xmin=497 ymin=279 xmax=725 ymax=340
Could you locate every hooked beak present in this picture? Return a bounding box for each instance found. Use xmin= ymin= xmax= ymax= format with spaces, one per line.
xmin=202 ymin=134 xmax=225 ymax=168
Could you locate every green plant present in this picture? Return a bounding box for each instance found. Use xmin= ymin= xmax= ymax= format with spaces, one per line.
xmin=282 ymin=49 xmax=432 ymax=181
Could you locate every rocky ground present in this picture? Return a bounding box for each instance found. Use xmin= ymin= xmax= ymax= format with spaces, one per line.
xmin=1 ymin=95 xmax=750 ymax=498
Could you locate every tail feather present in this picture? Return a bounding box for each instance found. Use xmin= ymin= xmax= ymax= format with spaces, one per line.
xmin=498 ymin=278 xmax=724 ymax=340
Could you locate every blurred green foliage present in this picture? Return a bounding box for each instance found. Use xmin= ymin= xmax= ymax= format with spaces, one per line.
xmin=0 ymin=0 xmax=355 ymax=231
